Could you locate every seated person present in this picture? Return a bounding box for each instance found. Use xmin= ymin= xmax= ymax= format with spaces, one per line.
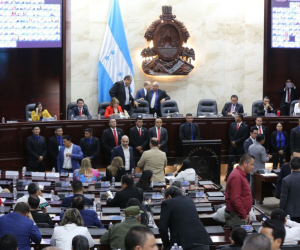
xmin=61 ymin=181 xmax=93 ymax=207
xmin=105 ymin=156 xmax=126 ymax=182
xmin=0 ymin=234 xmax=18 ymax=250
xmin=70 ymin=98 xmax=92 ymax=119
xmin=74 ymin=158 xmax=100 ymax=183
xmin=135 ymin=170 xmax=153 ymax=191
xmin=16 ymin=182 xmax=49 ymax=207
xmin=105 ymin=97 xmax=123 ymax=118
xmin=50 ymin=208 xmax=94 ymax=249
xmin=257 ymin=96 xmax=274 ymax=116
xmin=219 ymin=227 xmax=247 ymax=250
xmin=106 ymin=175 xmax=143 ymax=208
xmin=31 ymin=102 xmax=52 ymax=121
xmin=171 ymin=181 xmax=182 ymax=190
xmin=28 ymin=195 xmax=54 ymax=225
xmin=72 ymin=235 xmax=90 ymax=250
xmin=221 ymin=95 xmax=244 ymax=117
xmin=293 ymin=97 xmax=300 ymax=115
xmin=60 ymin=196 xmax=104 ymax=228
xmin=174 ymin=159 xmax=196 ymax=182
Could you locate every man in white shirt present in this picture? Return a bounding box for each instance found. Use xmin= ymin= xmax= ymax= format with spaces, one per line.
xmin=16 ymin=182 xmax=49 ymax=207
xmin=111 ymin=135 xmax=135 ymax=173
xmin=135 ymin=81 xmax=152 ymax=100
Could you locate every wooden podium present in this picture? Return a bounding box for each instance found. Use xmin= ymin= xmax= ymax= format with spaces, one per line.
xmin=178 ymin=140 xmax=222 ymax=184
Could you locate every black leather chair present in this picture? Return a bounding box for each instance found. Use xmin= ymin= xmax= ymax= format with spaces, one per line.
xmin=25 ymin=103 xmax=36 ymax=121
xmin=67 ymin=102 xmax=88 ymax=120
xmin=252 ymin=100 xmax=263 ymax=116
xmin=130 ymin=100 xmax=150 ymax=118
xmin=290 ymin=100 xmax=299 ymax=116
xmin=98 ymin=102 xmax=110 ymax=119
xmin=160 ymin=100 xmax=179 ymax=117
xmin=197 ymin=99 xmax=218 ymax=116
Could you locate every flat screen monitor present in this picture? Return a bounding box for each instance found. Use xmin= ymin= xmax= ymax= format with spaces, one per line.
xmin=271 ymin=0 xmax=300 ymax=48
xmin=0 ymin=0 xmax=62 ymax=48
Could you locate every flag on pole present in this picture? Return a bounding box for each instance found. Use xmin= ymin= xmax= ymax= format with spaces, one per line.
xmin=98 ymin=0 xmax=134 ymax=103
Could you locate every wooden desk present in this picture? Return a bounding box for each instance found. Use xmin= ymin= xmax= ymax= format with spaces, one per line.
xmin=253 ymin=172 xmax=278 ymax=202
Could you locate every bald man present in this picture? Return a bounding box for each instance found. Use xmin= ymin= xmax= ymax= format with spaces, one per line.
xmin=135 ymin=81 xmax=152 ymax=100
xmin=111 ymin=135 xmax=135 ymax=173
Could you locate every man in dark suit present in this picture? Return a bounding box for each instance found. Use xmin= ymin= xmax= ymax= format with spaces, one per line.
xmin=278 ymin=79 xmax=298 ymax=116
xmin=280 ymin=157 xmax=300 ymax=223
xmin=251 ymin=116 xmax=270 ymax=152
xmin=290 ymin=119 xmax=300 ymax=153
xmin=226 ymin=114 xmax=249 ymax=180
xmin=26 ymin=125 xmax=47 ymax=172
xmin=135 ymin=81 xmax=151 ymax=100
xmin=109 ymin=75 xmax=139 ymax=112
xmin=101 ymin=119 xmax=124 ymax=161
xmin=244 ymin=127 xmax=258 ymax=153
xmin=111 ymin=135 xmax=135 ymax=173
xmin=48 ymin=126 xmax=63 ymax=171
xmin=61 ymin=181 xmax=93 ymax=207
xmin=257 ymin=96 xmax=274 ymax=116
xmin=60 ymin=196 xmax=104 ymax=228
xmin=0 ymin=202 xmax=42 ymax=250
xmin=80 ymin=128 xmax=100 ymax=168
xmin=106 ymin=175 xmax=143 ymax=208
xmin=159 ymin=186 xmax=212 ymax=250
xmin=129 ymin=117 xmax=149 ymax=160
xmin=28 ymin=195 xmax=54 ymax=225
xmin=70 ymin=98 xmax=92 ymax=119
xmin=148 ymin=118 xmax=168 ymax=153
xmin=146 ymin=82 xmax=170 ymax=117
xmin=179 ymin=113 xmax=200 ymax=140
xmin=221 ymin=95 xmax=244 ymax=116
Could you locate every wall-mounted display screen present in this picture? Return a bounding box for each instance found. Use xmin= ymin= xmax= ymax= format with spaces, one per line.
xmin=0 ymin=0 xmax=62 ymax=48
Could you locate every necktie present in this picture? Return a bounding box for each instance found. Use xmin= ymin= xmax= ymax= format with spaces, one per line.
xmin=79 ymin=108 xmax=82 ymax=116
xmin=288 ymin=89 xmax=290 ymax=102
xmin=151 ymin=91 xmax=156 ymax=108
xmin=230 ymin=105 xmax=234 ymax=113
xmin=237 ymin=123 xmax=239 ymax=130
xmin=157 ymin=127 xmax=161 ymax=143
xmin=113 ymin=129 xmax=118 ymax=146
xmin=190 ymin=124 xmax=193 ymax=140
xmin=138 ymin=128 xmax=141 ymax=137
xmin=259 ymin=126 xmax=262 ymax=134
xmin=36 ymin=136 xmax=40 ymax=143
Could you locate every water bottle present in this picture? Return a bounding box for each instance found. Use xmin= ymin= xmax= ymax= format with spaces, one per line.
xmin=170 ymin=178 xmax=173 ymax=186
xmin=51 ymin=190 xmax=54 ymax=201
xmin=168 ymin=110 xmax=170 ymax=114
xmin=194 ymin=175 xmax=198 ymax=190
xmin=287 ymin=214 xmax=291 ymax=220
xmin=13 ymin=188 xmax=17 ymax=200
xmin=13 ymin=176 xmax=17 ymax=187
xmin=108 ymin=222 xmax=113 ymax=229
xmin=178 ymin=246 xmax=183 ymax=250
xmin=97 ymin=114 xmax=100 ymax=120
xmin=2 ymin=117 xmax=5 ymax=123
xmin=154 ymin=112 xmax=157 ymax=118
xmin=171 ymin=247 xmax=175 ymax=250
xmin=131 ymin=168 xmax=135 ymax=176
xmin=93 ymin=202 xmax=96 ymax=212
xmin=111 ymin=177 xmax=115 ymax=187
xmin=97 ymin=200 xmax=101 ymax=218
xmin=55 ymin=223 xmax=58 ymax=227
xmin=150 ymin=180 xmax=153 ymax=188
xmin=54 ymin=115 xmax=57 ymax=121
xmin=0 ymin=204 xmax=4 ymax=216
xmin=22 ymin=166 xmax=26 ymax=177
xmin=52 ymin=167 xmax=55 ymax=173
xmin=71 ymin=115 xmax=74 ymax=120
xmin=161 ymin=187 xmax=165 ymax=197
xmin=173 ymin=243 xmax=178 ymax=250
xmin=181 ymin=187 xmax=186 ymax=196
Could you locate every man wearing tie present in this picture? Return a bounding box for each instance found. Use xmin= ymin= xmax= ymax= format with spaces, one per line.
xmin=135 ymin=81 xmax=152 ymax=100
xmin=70 ymin=98 xmax=92 ymax=119
xmin=48 ymin=126 xmax=63 ymax=171
xmin=146 ymin=82 xmax=170 ymax=117
xmin=129 ymin=117 xmax=149 ymax=161
xmin=251 ymin=117 xmax=269 ymax=152
xmin=256 ymin=96 xmax=274 ymax=116
xmin=290 ymin=119 xmax=300 ymax=153
xmin=148 ymin=118 xmax=168 ymax=153
xmin=80 ymin=128 xmax=100 ymax=168
xmin=109 ymin=75 xmax=139 ymax=112
xmin=221 ymin=95 xmax=244 ymax=116
xmin=101 ymin=119 xmax=124 ymax=162
xmin=26 ymin=125 xmax=47 ymax=172
xmin=244 ymin=127 xmax=258 ymax=154
xmin=278 ymin=79 xmax=298 ymax=116
xmin=179 ymin=113 xmax=200 ymax=141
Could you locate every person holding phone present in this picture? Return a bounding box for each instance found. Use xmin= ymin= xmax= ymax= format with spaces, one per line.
xmin=28 ymin=195 xmax=54 ymax=225
xmin=31 ymin=102 xmax=52 ymax=121
xmin=278 ymin=79 xmax=298 ymax=116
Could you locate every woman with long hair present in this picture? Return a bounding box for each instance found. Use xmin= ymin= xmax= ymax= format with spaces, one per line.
xmin=174 ymin=159 xmax=196 ymax=181
xmin=135 ymin=170 xmax=153 ymax=191
xmin=31 ymin=102 xmax=52 ymax=121
xmin=105 ymin=156 xmax=126 ymax=182
xmin=104 ymin=97 xmax=123 ymax=118
xmin=73 ymin=158 xmax=100 ymax=183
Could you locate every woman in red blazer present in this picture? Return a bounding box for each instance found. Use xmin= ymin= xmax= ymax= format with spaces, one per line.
xmin=104 ymin=97 xmax=123 ymax=118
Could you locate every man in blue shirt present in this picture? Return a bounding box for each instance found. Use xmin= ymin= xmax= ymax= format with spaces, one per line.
xmin=0 ymin=202 xmax=42 ymax=250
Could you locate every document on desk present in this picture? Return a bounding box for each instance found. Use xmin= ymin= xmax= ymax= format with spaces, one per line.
xmin=261 ymin=173 xmax=278 ymax=177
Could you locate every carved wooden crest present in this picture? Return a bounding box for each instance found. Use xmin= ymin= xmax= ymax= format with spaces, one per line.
xmin=141 ymin=6 xmax=195 ymax=76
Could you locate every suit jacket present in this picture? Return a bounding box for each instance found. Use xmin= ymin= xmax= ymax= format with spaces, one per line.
xmin=221 ymin=103 xmax=244 ymax=116
xmin=129 ymin=126 xmax=149 ymax=157
xmin=105 ymin=167 xmax=126 ymax=182
xmin=101 ymin=128 xmax=124 ymax=156
xmin=278 ymin=86 xmax=298 ymax=106
xmin=179 ymin=123 xmax=200 ymax=141
xmin=104 ymin=106 xmax=123 ymax=118
xmin=243 ymin=137 xmax=254 ymax=154
xmin=251 ymin=125 xmax=270 ymax=150
xmin=290 ymin=126 xmax=300 ymax=153
xmin=60 ymin=209 xmax=104 ymax=228
xmin=110 ymin=145 xmax=135 ymax=171
xmin=79 ymin=137 xmax=100 ymax=168
xmin=0 ymin=212 xmax=42 ymax=250
xmin=48 ymin=135 xmax=63 ymax=168
xmin=70 ymin=106 xmax=92 ymax=119
xmin=135 ymin=88 xmax=146 ymax=100
xmin=159 ymin=195 xmax=212 ymax=250
xmin=270 ymin=131 xmax=289 ymax=152
xmin=229 ymin=122 xmax=249 ymax=149
xmin=280 ymin=171 xmax=300 ymax=217
xmin=31 ymin=210 xmax=54 ymax=225
xmin=248 ymin=143 xmax=269 ymax=174
xmin=275 ymin=163 xmax=291 ymax=199
xmin=146 ymin=89 xmax=170 ymax=110
xmin=61 ymin=194 xmax=93 ymax=207
xmin=109 ymin=80 xmax=134 ymax=107
xmin=138 ymin=147 xmax=167 ymax=182
xmin=26 ymin=135 xmax=47 ymax=171
xmin=57 ymin=144 xmax=83 ymax=173
xmin=148 ymin=126 xmax=168 ymax=153
xmin=256 ymin=103 xmax=274 ymax=116
xmin=106 ymin=186 xmax=143 ymax=208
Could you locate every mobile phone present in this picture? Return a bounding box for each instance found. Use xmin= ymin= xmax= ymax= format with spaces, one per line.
xmin=39 ymin=202 xmax=49 ymax=209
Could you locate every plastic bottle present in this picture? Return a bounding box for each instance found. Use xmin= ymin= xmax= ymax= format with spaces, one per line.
xmin=150 ymin=180 xmax=153 ymax=188
xmin=161 ymin=187 xmax=165 ymax=197
xmin=93 ymin=202 xmax=96 ymax=212
xmin=2 ymin=117 xmax=5 ymax=124
xmin=22 ymin=166 xmax=26 ymax=177
xmin=97 ymin=200 xmax=101 ymax=219
xmin=97 ymin=114 xmax=100 ymax=120
xmin=13 ymin=188 xmax=17 ymax=200
xmin=194 ymin=176 xmax=198 ymax=190
xmin=173 ymin=243 xmax=178 ymax=250
xmin=71 ymin=115 xmax=74 ymax=120
xmin=178 ymin=246 xmax=183 ymax=250
xmin=51 ymin=190 xmax=54 ymax=201
xmin=108 ymin=222 xmax=113 ymax=229
xmin=131 ymin=168 xmax=135 ymax=176
xmin=287 ymin=214 xmax=291 ymax=220
xmin=0 ymin=204 xmax=4 ymax=216
xmin=54 ymin=115 xmax=57 ymax=121
xmin=13 ymin=176 xmax=17 ymax=187
xmin=181 ymin=187 xmax=186 ymax=196
xmin=111 ymin=177 xmax=115 ymax=187
xmin=54 ymin=223 xmax=58 ymax=227
xmin=154 ymin=112 xmax=157 ymax=118
xmin=52 ymin=167 xmax=55 ymax=173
